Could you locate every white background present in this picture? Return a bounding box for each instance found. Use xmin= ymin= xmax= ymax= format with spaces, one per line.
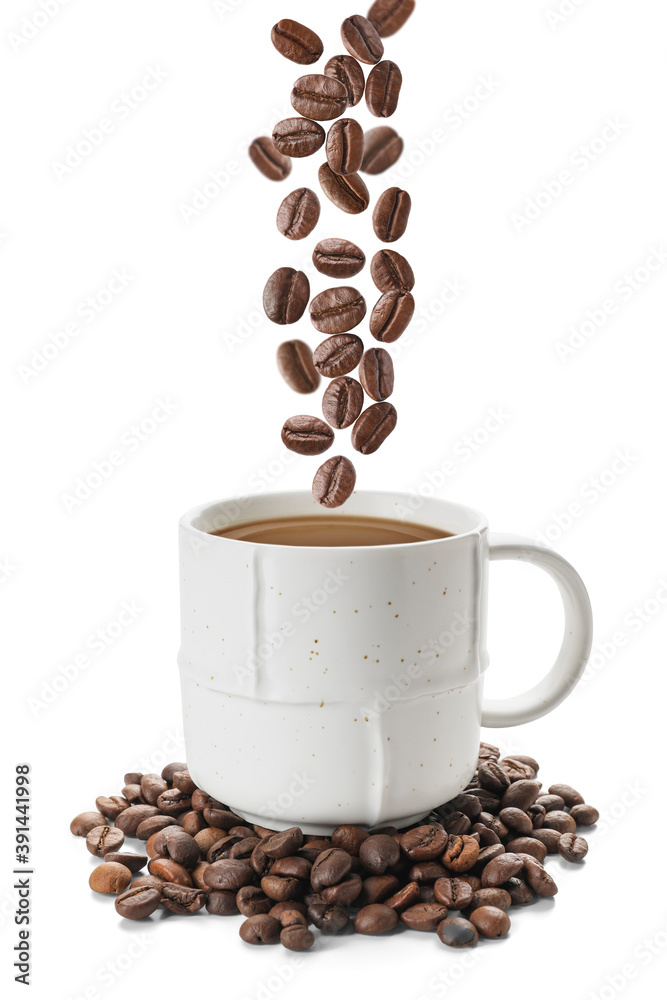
xmin=1 ymin=1 xmax=665 ymax=998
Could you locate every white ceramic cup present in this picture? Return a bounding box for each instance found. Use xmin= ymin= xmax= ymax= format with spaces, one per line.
xmin=178 ymin=491 xmax=593 ymax=834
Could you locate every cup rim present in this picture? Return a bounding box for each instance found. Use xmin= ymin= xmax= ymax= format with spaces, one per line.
xmin=180 ymin=490 xmax=488 ymax=551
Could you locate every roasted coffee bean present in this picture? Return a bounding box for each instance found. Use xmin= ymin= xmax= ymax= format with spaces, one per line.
xmin=281 ymin=415 xmax=334 ymax=456
xmin=549 ymin=783 xmax=585 ymax=807
xmin=417 ymin=885 xmax=436 ymax=904
xmin=442 ymin=835 xmax=479 ymax=873
xmin=351 ymin=402 xmax=397 ymax=455
xmin=354 ymin=903 xmax=398 ymax=934
xmin=313 ymin=238 xmax=366 ymax=279
xmin=95 ymin=796 xmax=129 ymax=821
xmin=457 ymin=874 xmax=483 ymax=892
xmin=124 ymin=772 xmax=143 ymax=786
xmin=373 ymin=187 xmax=411 ymax=242
xmin=229 ymin=826 xmax=256 ymax=840
xmin=322 ymin=376 xmax=364 ymax=429
xmin=481 ymin=853 xmax=524 ymax=887
xmin=371 ymin=249 xmax=415 ymax=293
xmin=467 ymin=888 xmax=512 ymax=912
xmin=361 ymin=126 xmax=403 ymax=174
xmin=249 ymin=136 xmax=292 ymax=181
xmin=161 ymin=883 xmax=207 ymax=915
xmin=281 ymin=924 xmax=315 ymax=950
xmin=368 ymin=0 xmax=416 ymax=36
xmin=271 ymin=856 xmax=311 ymax=880
xmin=104 ymin=853 xmax=147 ymax=873
xmin=191 ymin=861 xmax=211 ymax=890
xmin=204 ymin=859 xmax=254 ymax=891
xmin=71 ymin=811 xmax=107 ymax=837
xmin=277 ymin=340 xmax=321 ymax=395
xmin=314 ymin=334 xmax=364 ymax=378
xmin=500 ymin=757 xmax=537 ymax=781
xmin=136 ymin=815 xmax=178 ymax=841
xmin=542 ymin=810 xmax=576 ymax=834
xmin=401 ymin=903 xmax=449 ymax=931
xmin=190 ymin=789 xmax=214 ymax=812
xmin=522 ymin=857 xmax=558 ymax=897
xmin=321 ymin=874 xmax=362 ymax=906
xmin=140 ymin=774 xmax=168 ymax=805
xmin=467 ymin=789 xmax=501 ymax=811
xmin=437 ymin=916 xmax=479 ymax=948
xmin=261 ymin=875 xmax=302 ymax=902
xmin=325 ymin=54 xmax=365 ymax=106
xmin=326 ymin=118 xmax=365 ymax=175
xmin=558 ymin=833 xmax=589 ymax=863
xmin=116 ymin=805 xmax=159 ymax=837
xmin=158 ymin=828 xmax=200 ymax=868
xmin=358 ymin=874 xmax=400 ymax=906
xmin=370 ymin=291 xmax=415 ymax=342
xmin=277 ymin=187 xmax=321 ymax=240
xmin=271 ymin=19 xmax=323 ymax=65
xmin=341 ymin=15 xmax=384 ymax=64
xmin=236 ymin=886 xmax=273 ymax=917
xmin=570 ymin=804 xmax=599 ymax=826
xmin=86 ymin=825 xmax=124 ymax=857
xmin=537 ymin=794 xmax=566 ymax=812
xmin=291 ymin=74 xmax=348 ymax=122
xmin=240 ymin=914 xmax=282 ymax=945
xmin=157 ymin=788 xmax=191 ymax=815
xmin=434 ymin=877 xmax=474 ymax=910
xmin=308 ymin=901 xmax=349 ymax=934
xmin=478 ymin=761 xmax=511 ymax=795
xmin=89 ymin=862 xmax=132 ymax=895
xmin=359 ymin=347 xmax=394 ymax=401
xmin=366 ymin=60 xmax=402 ymax=117
xmin=310 ymin=286 xmax=367 ymax=335
xmin=122 ymin=783 xmax=143 ymax=803
xmin=359 ymin=834 xmax=400 ymax=874
xmin=472 ymin=823 xmax=501 ymax=847
xmin=310 ymin=848 xmax=352 ymax=889
xmin=477 ymin=844 xmax=505 ymax=866
xmin=148 ymin=858 xmax=193 ymax=887
xmin=182 ymin=811 xmax=207 ymax=837
xmin=331 ymin=825 xmax=369 ymax=856
xmin=273 ymin=118 xmax=326 ymax=158
xmin=319 ymin=163 xmax=370 ymax=214
xmin=161 ymin=762 xmax=188 ymax=784
xmin=530 ymin=828 xmax=562 ymax=854
xmin=263 ymin=267 xmax=310 ymax=325
xmin=270 ymin=900 xmax=309 ymax=921
xmin=206 ymin=890 xmax=239 ymax=915
xmin=383 ymin=881 xmax=420 ymax=911
xmin=229 ymin=837 xmax=262 ymax=860
xmin=442 ymin=812 xmax=473 ymax=836
xmin=262 ymin=827 xmax=304 ymax=859
xmin=501 ymin=780 xmax=541 ymax=811
xmin=499 ymin=807 xmax=533 ymax=836
xmin=408 ymin=861 xmax=447 ymax=883
xmin=115 ymin=885 xmax=161 ymax=920
xmin=194 ymin=828 xmax=227 ymax=855
xmin=506 ymin=837 xmax=547 ymax=863
xmin=504 ymin=877 xmax=534 ymax=906
xmin=311 ymin=453 xmax=355 ymax=504
xmin=527 ymin=804 xmax=546 ymax=829
xmin=131 ymin=875 xmax=165 ymax=892
xmin=469 ymin=905 xmax=511 ymax=939
xmin=399 ymin=824 xmax=447 ymax=862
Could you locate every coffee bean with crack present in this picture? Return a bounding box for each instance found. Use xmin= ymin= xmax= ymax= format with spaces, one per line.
xmin=281 ymin=415 xmax=335 ymax=456
xmin=558 ymin=833 xmax=588 ymax=863
xmin=325 ymin=54 xmax=365 ymax=106
xmin=277 ymin=340 xmax=320 ymax=394
xmin=361 ymin=126 xmax=404 ymax=174
xmin=310 ymin=287 xmax=367 ymax=334
xmin=359 ymin=347 xmax=394 ymax=401
xmin=326 ymin=119 xmax=365 ymax=175
xmin=368 ymin=0 xmax=416 ymax=37
xmin=373 ymin=187 xmax=412 ymax=241
xmin=366 ymin=60 xmax=402 ymax=117
xmin=351 ymin=402 xmax=397 ymax=455
xmin=249 ymin=136 xmax=292 ymax=181
xmin=312 ymin=455 xmax=357 ymax=508
xmin=271 ymin=19 xmax=323 ymax=64
xmin=263 ymin=268 xmax=310 ymax=325
xmin=370 ymin=291 xmax=415 ymax=342
xmin=371 ymin=249 xmax=415 ymax=293
xmin=313 ymin=238 xmax=366 ymax=279
xmin=276 ymin=187 xmax=320 ymax=240
xmin=341 ymin=15 xmax=384 ymax=64
xmin=313 ymin=334 xmax=364 ymax=378
xmin=319 ymin=163 xmax=370 ymax=213
xmin=322 ymin=376 xmax=364 ymax=428
xmin=291 ymin=74 xmax=348 ymax=121
xmin=273 ymin=118 xmax=326 ymax=158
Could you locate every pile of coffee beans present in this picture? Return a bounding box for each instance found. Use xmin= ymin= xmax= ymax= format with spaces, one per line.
xmin=249 ymin=5 xmax=417 ymax=507
xmin=72 ymin=743 xmax=597 ymax=950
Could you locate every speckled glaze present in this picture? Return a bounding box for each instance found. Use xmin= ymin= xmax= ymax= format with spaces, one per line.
xmin=178 ymin=491 xmax=592 ymax=833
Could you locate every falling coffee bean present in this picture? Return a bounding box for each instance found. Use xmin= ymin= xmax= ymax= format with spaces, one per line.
xmin=291 ymin=74 xmax=348 ymax=122
xmin=326 ymin=119 xmax=365 ymax=176
xmin=312 ymin=455 xmax=357 ymax=508
xmin=361 ymin=126 xmax=404 ymax=174
xmin=368 ymin=0 xmax=416 ymax=37
xmin=277 ymin=340 xmax=320 ymax=394
xmin=276 ymin=187 xmax=321 ymax=240
xmin=371 ymin=249 xmax=415 ymax=293
xmin=351 ymin=402 xmax=397 ymax=454
xmin=115 ymin=885 xmax=162 ymax=920
xmin=366 ymin=61 xmax=403 ymax=117
xmin=322 ymin=377 xmax=364 ymax=429
xmin=341 ymin=15 xmax=384 ymax=65
xmin=263 ymin=267 xmax=310 ymax=325
xmin=272 ymin=118 xmax=326 ymax=158
xmin=281 ymin=415 xmax=335 ymax=456
xmin=271 ymin=19 xmax=323 ymax=65
xmin=324 ymin=54 xmax=365 ymax=107
xmin=313 ymin=238 xmax=366 ymax=279
xmin=248 ymin=137 xmax=292 ymax=181
xmin=373 ymin=187 xmax=412 ymax=242
xmin=318 ymin=163 xmax=370 ymax=214
xmin=359 ymin=347 xmax=394 ymax=401
xmin=310 ymin=287 xmax=367 ymax=335
xmin=370 ymin=291 xmax=415 ymax=342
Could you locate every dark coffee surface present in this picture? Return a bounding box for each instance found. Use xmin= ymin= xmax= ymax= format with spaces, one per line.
xmin=210 ymin=515 xmax=452 ymax=547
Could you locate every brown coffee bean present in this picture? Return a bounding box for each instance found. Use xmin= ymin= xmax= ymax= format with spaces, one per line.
xmin=95 ymin=796 xmax=129 ymax=821
xmin=434 ymin=877 xmax=474 ymax=910
xmin=371 ymin=249 xmax=415 ymax=294
xmin=354 ymin=903 xmax=398 ymax=934
xmin=472 ymin=824 xmax=501 ymax=847
xmin=457 ymin=874 xmax=483 ymax=892
xmin=157 ymin=828 xmax=200 ymax=868
xmin=400 ymin=903 xmax=449 ymax=931
xmin=358 ymin=874 xmax=400 ymax=907
xmin=361 ymin=126 xmax=403 ymax=174
xmin=121 ymin=783 xmax=143 ymax=803
xmin=308 ymin=901 xmax=349 ymax=934
xmin=443 ymin=812 xmax=473 ymax=836
xmin=481 ymin=853 xmax=524 ymax=887
xmin=331 ymin=825 xmax=368 ymax=856
xmin=276 ymin=340 xmax=320 ymax=395
xmin=358 ymin=834 xmax=400 ymax=874
xmin=281 ymin=924 xmax=315 ymax=950
xmin=366 ymin=60 xmax=402 ymax=117
xmin=313 ymin=455 xmax=357 ymax=508
xmin=417 ymin=885 xmax=436 ymax=904
xmin=321 ymin=874 xmax=363 ymax=906
xmin=326 ymin=118 xmax=365 ymax=176
xmin=442 ymin=835 xmax=480 ymax=873
xmin=261 ymin=875 xmax=302 ymax=902
xmin=382 ymin=881 xmax=420 ymax=911
xmin=203 ymin=807 xmax=246 ymax=828
xmin=263 ymin=268 xmax=310 ymax=325
xmin=500 ymin=756 xmax=537 ymax=781
xmin=148 ymin=858 xmax=193 ymax=887
xmin=206 ymin=890 xmax=239 ymax=915
xmin=504 ymin=877 xmax=534 ymax=906
xmin=104 ymin=853 xmax=147 ymax=873
xmin=310 ymin=286 xmax=367 ymax=335
xmin=558 ymin=833 xmax=589 ymax=863
xmin=208 ymin=837 xmax=242 ymax=863
xmin=190 ymin=789 xmax=214 ymax=812
xmin=269 ymin=900 xmax=308 ymax=920
xmin=370 ymin=291 xmax=414 ymax=343
xmin=409 ymin=861 xmax=448 ymax=883
xmin=478 ymin=761 xmax=511 ymax=794
xmin=570 ymin=803 xmax=599 ymax=826
xmin=537 ymin=793 xmax=566 ymax=812
xmin=277 ymin=187 xmax=320 ymax=241
xmin=161 ymin=762 xmax=188 ymax=784
xmin=437 ymin=916 xmax=479 ymax=948
xmin=530 ymin=828 xmax=562 ymax=853
xmin=527 ymin=804 xmax=546 ymax=829
xmin=467 ymin=888 xmax=512 ymax=912
xmin=499 ymin=807 xmax=533 ymax=836
xmin=89 ymin=862 xmax=132 ymax=895
xmin=322 ymin=376 xmax=364 ymax=428
xmin=194 ymin=828 xmax=227 ymax=855
xmin=319 ymin=163 xmax=370 ymax=214
xmin=115 ymin=885 xmax=161 ymax=920
xmin=325 ymin=54 xmax=365 ymax=106
xmin=313 ymin=238 xmax=366 ymax=279
xmin=351 ymin=402 xmax=397 ymax=455
xmin=140 ymin=774 xmax=168 ymax=805
xmin=271 ymin=19 xmax=323 ymax=65
xmin=359 ymin=348 xmax=394 ymax=401
xmin=549 ymin=783 xmax=584 ymax=806
xmin=229 ymin=837 xmax=262 ymax=860
xmin=501 ymin=780 xmax=541 ymax=811
xmin=161 ymin=884 xmax=207 ymax=915
xmin=314 ymin=334 xmax=364 ymax=379
xmin=273 ymin=118 xmax=326 ymax=158
xmin=291 ymin=74 xmax=348 ymax=122
xmin=522 ymin=857 xmax=559 ymax=897
xmin=542 ymin=810 xmax=576 ymax=834
xmin=182 ymin=811 xmax=208 ymax=838
xmin=131 ymin=875 xmax=165 ymax=892
xmin=249 ymin=136 xmax=292 ymax=181
xmin=400 ymin=824 xmax=447 ymax=862
xmin=368 ymin=0 xmax=416 ymax=36
xmin=124 ymin=772 xmax=143 ymax=785
xmin=236 ymin=885 xmax=273 ymax=917
xmin=191 ymin=862 xmax=210 ymax=890
xmin=240 ymin=914 xmax=282 ymax=945
xmin=341 ymin=15 xmax=384 ymax=64
xmin=373 ymin=187 xmax=411 ymax=242
xmin=477 ymin=844 xmax=505 ymax=866
xmin=505 ymin=837 xmax=547 ymax=863
xmin=469 ymin=905 xmax=510 ymax=938
xmin=204 ymin=859 xmax=254 ymax=891
xmin=86 ymin=826 xmax=124 ymax=857
xmin=310 ymin=848 xmax=352 ymax=889
xmin=70 ymin=811 xmax=107 ymax=837
xmin=136 ymin=815 xmax=177 ymax=840
xmin=262 ymin=827 xmax=303 ymax=859
xmin=271 ymin=857 xmax=311 ymax=880
xmin=467 ymin=789 xmax=501 ymax=811
xmin=281 ymin=415 xmax=334 ymax=456
xmin=115 ymin=805 xmax=159 ymax=837
xmin=156 ymin=789 xmax=192 ymax=816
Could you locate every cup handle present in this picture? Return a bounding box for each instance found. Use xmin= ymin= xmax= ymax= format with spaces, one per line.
xmin=481 ymin=533 xmax=594 ymax=728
